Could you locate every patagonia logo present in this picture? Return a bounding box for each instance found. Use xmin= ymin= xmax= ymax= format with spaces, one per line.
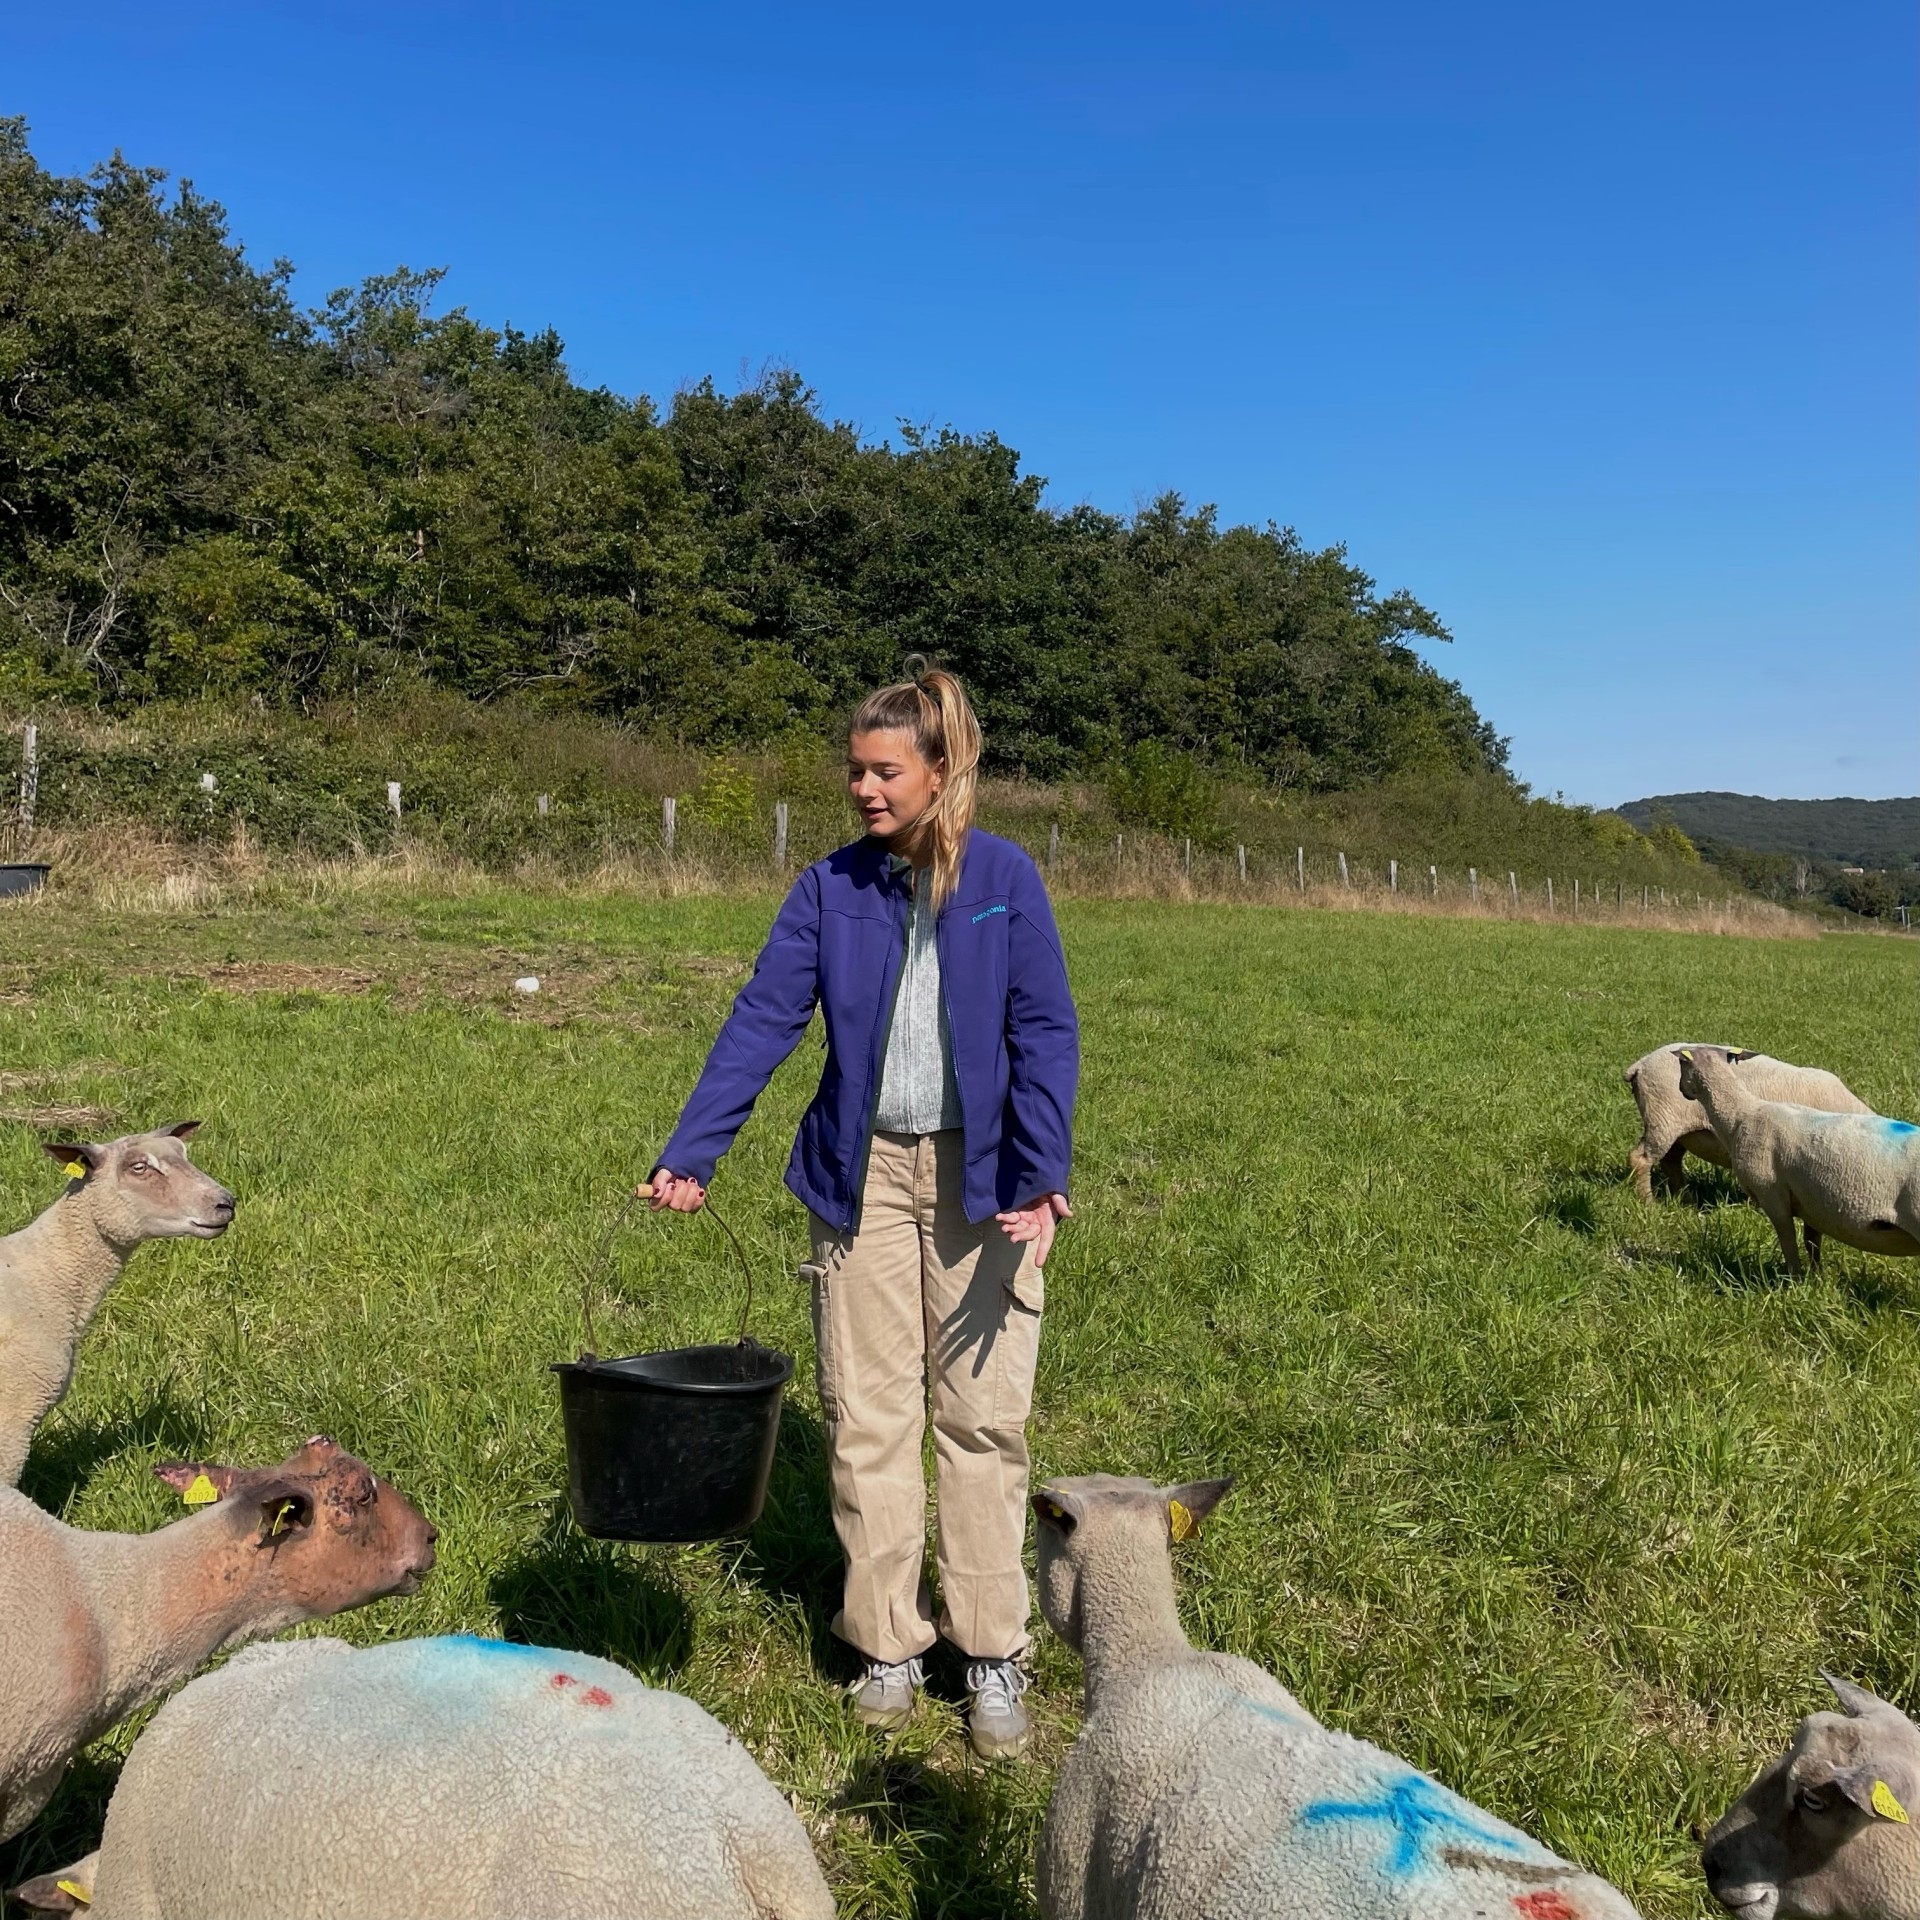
xmin=971 ymin=903 xmax=1008 ymax=923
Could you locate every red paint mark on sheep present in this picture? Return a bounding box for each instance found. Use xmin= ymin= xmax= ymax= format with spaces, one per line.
xmin=1515 ymin=1895 xmax=1580 ymax=1920
xmin=551 ymin=1672 xmax=576 ymax=1688
xmin=582 ymin=1686 xmax=613 ymax=1708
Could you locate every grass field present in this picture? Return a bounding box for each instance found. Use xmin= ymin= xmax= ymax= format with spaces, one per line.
xmin=1 ymin=879 xmax=1916 ymax=1916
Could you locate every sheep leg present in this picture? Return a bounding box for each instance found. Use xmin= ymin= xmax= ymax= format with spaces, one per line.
xmin=1629 ymin=1142 xmax=1657 ymax=1204
xmin=1658 ymin=1143 xmax=1689 ymax=1199
xmin=1803 ymin=1225 xmax=1823 ymax=1270
xmin=1761 ymin=1206 xmax=1804 ymax=1278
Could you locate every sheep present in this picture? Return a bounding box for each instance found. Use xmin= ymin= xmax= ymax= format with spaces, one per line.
xmin=1031 ymin=1473 xmax=1642 ymax=1920
xmin=1675 ymin=1047 xmax=1920 ymax=1276
xmin=11 ymin=1634 xmax=838 ymax=1919
xmin=0 ymin=1434 xmax=434 ymax=1843
xmin=1623 ymin=1046 xmax=1868 ymax=1203
xmin=1702 ymin=1672 xmax=1920 ymax=1919
xmin=0 ymin=1122 xmax=235 ymax=1485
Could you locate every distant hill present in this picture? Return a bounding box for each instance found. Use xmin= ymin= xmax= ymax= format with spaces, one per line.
xmin=1616 ymin=792 xmax=1920 ymax=867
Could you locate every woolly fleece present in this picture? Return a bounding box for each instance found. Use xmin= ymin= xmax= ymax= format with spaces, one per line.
xmin=74 ymin=1636 xmax=835 ymax=1920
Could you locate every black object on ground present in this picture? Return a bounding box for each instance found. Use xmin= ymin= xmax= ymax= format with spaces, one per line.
xmin=0 ymin=864 xmax=49 ymax=897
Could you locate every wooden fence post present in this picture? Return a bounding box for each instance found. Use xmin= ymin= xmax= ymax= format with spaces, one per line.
xmin=17 ymin=723 xmax=36 ymax=845
xmin=1429 ymin=864 xmax=1438 ymax=896
xmin=1388 ymin=859 xmax=1398 ymax=892
xmin=774 ymin=801 xmax=789 ymax=869
xmin=1237 ymin=844 xmax=1247 ymax=884
xmin=1546 ymin=877 xmax=1554 ymax=911
xmin=386 ymin=781 xmax=402 ymax=820
xmin=536 ymin=793 xmax=549 ymax=818
xmin=1184 ymin=837 xmax=1192 ymax=879
xmin=1048 ymin=821 xmax=1059 ymax=869
xmin=1296 ymin=845 xmax=1305 ymax=890
xmin=663 ymin=795 xmax=677 ymax=854
xmin=1338 ymin=851 xmax=1349 ymax=887
xmin=1572 ymin=877 xmax=1580 ymax=913
xmin=1508 ymin=871 xmax=1518 ymax=906
xmin=1469 ymin=867 xmax=1478 ymax=902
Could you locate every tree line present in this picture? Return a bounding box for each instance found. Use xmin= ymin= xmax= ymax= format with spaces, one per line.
xmin=0 ymin=121 xmax=1508 ymax=789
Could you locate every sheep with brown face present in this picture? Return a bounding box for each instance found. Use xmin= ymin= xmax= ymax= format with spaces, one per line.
xmin=0 ymin=1434 xmax=434 ymax=1843
xmin=1702 ymin=1674 xmax=1920 ymax=1919
xmin=0 ymin=1122 xmax=236 ymax=1485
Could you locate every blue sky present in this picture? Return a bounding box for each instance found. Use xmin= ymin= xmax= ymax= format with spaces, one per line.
xmin=10 ymin=1 xmax=1914 ymax=804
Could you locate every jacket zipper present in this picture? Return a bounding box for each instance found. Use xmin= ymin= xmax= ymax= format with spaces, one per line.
xmin=848 ymin=862 xmax=911 ymax=1231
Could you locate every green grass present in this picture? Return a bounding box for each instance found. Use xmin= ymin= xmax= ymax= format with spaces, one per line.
xmin=1 ymin=885 xmax=1915 ymax=1915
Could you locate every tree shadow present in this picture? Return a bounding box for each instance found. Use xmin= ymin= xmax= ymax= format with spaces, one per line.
xmin=733 ymin=1402 xmax=852 ymax=1682
xmin=19 ymin=1379 xmax=207 ymax=1514
xmin=487 ymin=1501 xmax=694 ymax=1680
xmin=0 ymin=1751 xmax=120 ymax=1898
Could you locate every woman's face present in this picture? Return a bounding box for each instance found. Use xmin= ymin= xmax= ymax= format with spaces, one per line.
xmin=848 ymin=727 xmax=944 ymax=843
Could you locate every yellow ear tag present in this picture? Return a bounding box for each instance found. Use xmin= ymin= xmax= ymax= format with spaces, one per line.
xmin=1169 ymin=1499 xmax=1195 ymax=1542
xmin=63 ymin=1161 xmax=86 ymax=1181
xmin=55 ymin=1879 xmax=90 ymax=1906
xmin=181 ymin=1472 xmax=219 ymax=1507
xmin=268 ymin=1498 xmax=297 ymax=1537
xmin=1873 ymin=1780 xmax=1909 ymax=1823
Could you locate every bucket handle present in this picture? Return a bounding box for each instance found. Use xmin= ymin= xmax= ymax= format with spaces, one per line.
xmin=578 ymin=1189 xmax=757 ymax=1357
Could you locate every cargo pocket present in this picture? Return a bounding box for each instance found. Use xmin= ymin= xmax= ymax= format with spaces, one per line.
xmin=993 ymin=1256 xmax=1043 ymax=1428
xmin=801 ymin=1258 xmax=840 ymax=1420
xmin=1006 ymin=1258 xmax=1044 ymax=1317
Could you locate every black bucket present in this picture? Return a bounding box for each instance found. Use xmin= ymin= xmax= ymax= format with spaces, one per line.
xmin=553 ymin=1339 xmax=793 ymax=1542
xmin=552 ymin=1198 xmax=793 ymax=1543
xmin=0 ymin=864 xmax=49 ymax=899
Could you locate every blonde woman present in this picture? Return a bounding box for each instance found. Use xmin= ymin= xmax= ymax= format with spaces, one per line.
xmin=647 ymin=666 xmax=1078 ymax=1759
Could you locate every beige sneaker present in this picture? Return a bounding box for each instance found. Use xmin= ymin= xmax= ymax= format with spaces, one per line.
xmin=849 ymin=1655 xmax=924 ymax=1731
xmin=966 ymin=1658 xmax=1031 ymax=1760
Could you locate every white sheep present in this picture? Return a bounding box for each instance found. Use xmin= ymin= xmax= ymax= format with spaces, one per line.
xmin=13 ymin=1634 xmax=837 ymax=1919
xmin=1032 ymin=1473 xmax=1642 ymax=1920
xmin=1702 ymin=1672 xmax=1920 ymax=1918
xmin=1676 ymin=1047 xmax=1920 ymax=1276
xmin=0 ymin=1122 xmax=235 ymax=1485
xmin=1623 ymin=1046 xmax=1867 ymax=1203
xmin=0 ymin=1434 xmax=434 ymax=1842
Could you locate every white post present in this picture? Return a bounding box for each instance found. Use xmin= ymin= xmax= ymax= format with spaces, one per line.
xmin=1048 ymin=821 xmax=1059 ymax=869
xmin=1296 ymin=845 xmax=1305 ymax=890
xmin=1573 ymin=877 xmax=1580 ymax=913
xmin=1389 ymin=859 xmax=1398 ymax=892
xmin=774 ymin=801 xmax=789 ymax=869
xmin=1642 ymin=885 xmax=1648 ymax=909
xmin=1338 ymin=851 xmax=1349 ymax=887
xmin=536 ymin=793 xmax=549 ymax=818
xmin=1429 ymin=864 xmax=1438 ymax=896
xmin=1114 ymin=834 xmax=1123 ymax=868
xmin=1546 ymin=878 xmax=1555 ymax=910
xmin=663 ymin=795 xmax=677 ymax=854
xmin=16 ymin=723 xmax=36 ymax=847
xmin=1184 ymin=837 xmax=1192 ymax=878
xmin=1237 ymin=844 xmax=1247 ymax=884
xmin=386 ymin=781 xmax=402 ymax=820
xmin=1469 ymin=867 xmax=1478 ymax=902
xmin=1660 ymin=887 xmax=1666 ymax=904
xmin=1508 ymin=871 xmax=1518 ymax=906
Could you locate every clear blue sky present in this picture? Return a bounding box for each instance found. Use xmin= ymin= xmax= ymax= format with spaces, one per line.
xmin=11 ymin=1 xmax=1914 ymax=805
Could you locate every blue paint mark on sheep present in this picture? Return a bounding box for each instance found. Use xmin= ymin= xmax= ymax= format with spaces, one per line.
xmin=1300 ymin=1773 xmax=1530 ymax=1877
xmin=1880 ymin=1118 xmax=1918 ymax=1137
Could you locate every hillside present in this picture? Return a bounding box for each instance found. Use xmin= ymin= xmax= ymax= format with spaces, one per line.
xmin=1616 ymin=793 xmax=1920 ymax=867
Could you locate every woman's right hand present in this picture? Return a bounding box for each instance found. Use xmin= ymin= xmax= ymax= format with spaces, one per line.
xmin=642 ymin=1168 xmax=707 ymax=1213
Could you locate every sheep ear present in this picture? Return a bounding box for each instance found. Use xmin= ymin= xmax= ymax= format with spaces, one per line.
xmin=1676 ymin=1049 xmax=1694 ymax=1064
xmin=154 ymin=1460 xmax=237 ymax=1504
xmin=1031 ymin=1486 xmax=1084 ymax=1534
xmin=1727 ymin=1049 xmax=1756 ymax=1064
xmin=42 ymin=1141 xmax=102 ymax=1177
xmin=1818 ymin=1763 xmax=1915 ymax=1823
xmin=1165 ymin=1477 xmax=1234 ymax=1542
xmin=1823 ymin=1670 xmax=1894 ymax=1719
xmin=161 ymin=1119 xmax=203 ymax=1139
xmin=9 ymin=1852 xmax=98 ymax=1913
xmin=250 ymin=1482 xmax=314 ymax=1544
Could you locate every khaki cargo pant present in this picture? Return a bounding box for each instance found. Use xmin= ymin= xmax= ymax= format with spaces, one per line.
xmin=804 ymin=1129 xmax=1044 ymax=1664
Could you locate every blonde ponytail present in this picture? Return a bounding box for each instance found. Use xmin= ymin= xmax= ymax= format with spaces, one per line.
xmin=850 ymin=660 xmax=981 ymax=910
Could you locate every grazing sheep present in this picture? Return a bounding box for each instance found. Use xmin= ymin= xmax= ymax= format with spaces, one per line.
xmin=1623 ymin=1046 xmax=1868 ymax=1203
xmin=1702 ymin=1672 xmax=1920 ymax=1919
xmin=1031 ymin=1473 xmax=1641 ymax=1920
xmin=1676 ymin=1048 xmax=1920 ymax=1276
xmin=0 ymin=1122 xmax=235 ymax=1485
xmin=0 ymin=1435 xmax=434 ymax=1842
xmin=12 ymin=1635 xmax=836 ymax=1919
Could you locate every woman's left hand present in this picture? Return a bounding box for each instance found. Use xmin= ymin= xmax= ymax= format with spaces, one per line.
xmin=996 ymin=1192 xmax=1073 ymax=1268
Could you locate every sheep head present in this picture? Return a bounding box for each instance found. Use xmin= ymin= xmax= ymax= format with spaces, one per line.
xmin=1703 ymin=1673 xmax=1920 ymax=1920
xmin=42 ymin=1121 xmax=235 ymax=1247
xmin=153 ymin=1435 xmax=437 ymax=1628
xmin=1031 ymin=1472 xmax=1233 ymax=1655
xmin=1675 ymin=1047 xmax=1757 ymax=1103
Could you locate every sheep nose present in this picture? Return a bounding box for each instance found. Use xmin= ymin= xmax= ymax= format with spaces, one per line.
xmin=211 ymin=1194 xmax=236 ymax=1219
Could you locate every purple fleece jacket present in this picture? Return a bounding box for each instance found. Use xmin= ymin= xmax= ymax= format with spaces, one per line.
xmin=658 ymin=829 xmax=1078 ymax=1230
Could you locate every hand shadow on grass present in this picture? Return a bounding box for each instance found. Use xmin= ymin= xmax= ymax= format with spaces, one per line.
xmin=834 ymin=1745 xmax=1041 ymax=1920
xmin=488 ymin=1503 xmax=694 ymax=1680
xmin=732 ymin=1402 xmax=852 ymax=1682
xmin=0 ymin=1751 xmax=120 ymax=1898
xmin=20 ymin=1378 xmax=207 ymax=1515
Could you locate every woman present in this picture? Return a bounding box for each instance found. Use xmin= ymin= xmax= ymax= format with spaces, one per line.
xmin=647 ymin=666 xmax=1078 ymax=1760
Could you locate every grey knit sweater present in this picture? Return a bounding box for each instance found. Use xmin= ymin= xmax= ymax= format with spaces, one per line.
xmin=873 ymin=862 xmax=962 ymax=1134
